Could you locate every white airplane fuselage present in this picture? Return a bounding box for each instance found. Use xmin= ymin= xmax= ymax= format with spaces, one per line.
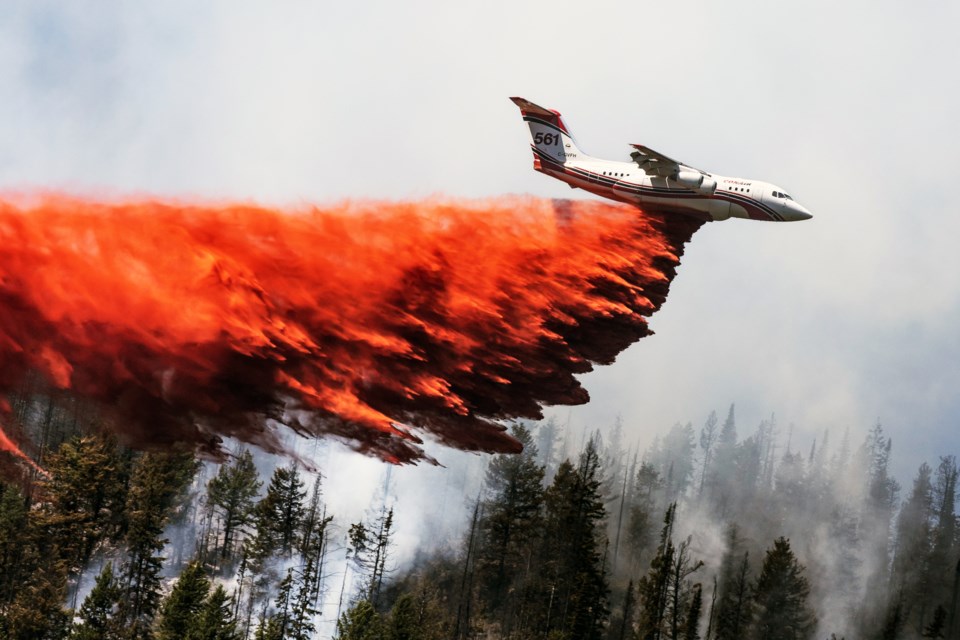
xmin=513 ymin=97 xmax=812 ymax=223
xmin=535 ymin=154 xmax=811 ymax=222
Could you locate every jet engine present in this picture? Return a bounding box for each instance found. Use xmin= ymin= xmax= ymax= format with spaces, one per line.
xmin=698 ymin=177 xmax=718 ymax=194
xmin=674 ymin=169 xmax=718 ymax=194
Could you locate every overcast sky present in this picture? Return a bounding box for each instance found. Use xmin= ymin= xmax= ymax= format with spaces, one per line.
xmin=1 ymin=0 xmax=959 ymax=484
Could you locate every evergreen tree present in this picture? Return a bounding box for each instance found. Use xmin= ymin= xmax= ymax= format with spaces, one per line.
xmin=0 ymin=481 xmax=30 ymax=607
xmin=207 ymin=450 xmax=261 ymax=560
xmin=387 ymin=593 xmax=419 ymax=640
xmin=706 ymin=405 xmax=738 ymax=517
xmin=155 ymin=561 xmax=211 ymax=640
xmin=683 ymin=583 xmax=703 ymax=640
xmin=186 ymin=585 xmax=240 ymax=640
xmin=251 ymin=464 xmax=306 ymax=560
xmin=891 ymin=462 xmax=934 ymax=630
xmin=535 ymin=417 xmax=562 ymax=481
xmin=367 ymin=507 xmax=395 ymax=606
xmin=714 ymin=549 xmax=752 ymax=640
xmin=860 ymin=422 xmax=900 ymax=616
xmin=297 ymin=489 xmax=332 ymax=613
xmin=648 ymin=423 xmax=696 ymax=504
xmin=625 ymin=461 xmax=662 ymax=574
xmin=537 ymin=438 xmax=609 ymax=639
xmin=636 ymin=505 xmax=703 ymax=640
xmin=749 ymin=537 xmax=815 ymax=640
xmin=72 ymin=562 xmax=122 ymax=640
xmin=39 ymin=434 xmax=131 ymax=572
xmin=288 ymin=565 xmax=319 ymax=640
xmin=269 ymin=567 xmax=296 ymax=639
xmin=476 ymin=423 xmax=545 ymax=617
xmin=3 ymin=560 xmax=70 ymax=640
xmin=774 ymin=450 xmax=807 ymax=528
xmin=335 ymin=599 xmax=383 ymax=640
xmin=118 ymin=450 xmax=198 ymax=638
xmin=698 ymin=411 xmax=719 ymax=498
xmin=665 ymin=537 xmax=704 ymax=640
xmin=637 ymin=504 xmax=676 ymax=640
xmin=929 ymin=456 xmax=958 ymax=607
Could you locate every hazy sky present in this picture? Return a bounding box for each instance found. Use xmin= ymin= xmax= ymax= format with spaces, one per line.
xmin=1 ymin=1 xmax=959 ymax=482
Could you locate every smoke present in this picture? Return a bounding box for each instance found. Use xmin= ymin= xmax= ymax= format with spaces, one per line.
xmin=0 ymin=194 xmax=702 ymax=465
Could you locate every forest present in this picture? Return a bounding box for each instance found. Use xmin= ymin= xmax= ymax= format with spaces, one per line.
xmin=0 ymin=377 xmax=958 ymax=640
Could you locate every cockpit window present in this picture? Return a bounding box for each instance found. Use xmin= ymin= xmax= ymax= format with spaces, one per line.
xmin=772 ymin=191 xmax=793 ymax=200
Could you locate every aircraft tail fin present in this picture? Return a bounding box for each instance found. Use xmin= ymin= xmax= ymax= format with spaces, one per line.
xmin=510 ymin=97 xmax=588 ymax=169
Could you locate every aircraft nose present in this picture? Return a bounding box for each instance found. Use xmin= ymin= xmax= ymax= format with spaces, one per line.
xmin=783 ymin=201 xmax=812 ymax=221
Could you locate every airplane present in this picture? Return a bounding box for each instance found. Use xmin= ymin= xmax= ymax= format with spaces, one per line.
xmin=510 ymin=97 xmax=812 ymax=222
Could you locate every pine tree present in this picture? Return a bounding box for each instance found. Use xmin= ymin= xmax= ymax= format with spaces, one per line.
xmin=637 ymin=504 xmax=677 ymax=640
xmin=665 ymin=537 xmax=704 ymax=640
xmin=0 ymin=481 xmax=30 ymax=607
xmin=713 ymin=545 xmax=752 ymax=640
xmin=706 ymin=405 xmax=738 ymax=517
xmin=156 ymin=561 xmax=211 ymax=640
xmin=297 ymin=493 xmax=332 ymax=612
xmin=535 ymin=417 xmax=562 ymax=481
xmin=38 ymin=433 xmax=131 ymax=572
xmin=648 ymin=423 xmax=696 ymax=504
xmin=538 ymin=438 xmax=609 ymax=639
xmin=269 ymin=567 xmax=296 ymax=639
xmin=3 ymin=559 xmax=70 ymax=640
xmin=118 ymin=450 xmax=198 ymax=638
xmin=335 ymin=599 xmax=383 ymax=640
xmin=860 ymin=422 xmax=900 ymax=616
xmin=636 ymin=505 xmax=703 ymax=640
xmin=367 ymin=507 xmax=394 ymax=606
xmin=890 ymin=462 xmax=934 ymax=630
xmin=698 ymin=411 xmax=719 ymax=498
xmin=683 ymin=583 xmax=703 ymax=640
xmin=288 ymin=563 xmax=319 ymax=640
xmin=475 ymin=423 xmax=544 ymax=616
xmin=186 ymin=585 xmax=240 ymax=640
xmin=930 ymin=456 xmax=958 ymax=607
xmin=749 ymin=537 xmax=815 ymax=640
xmin=387 ymin=593 xmax=419 ymax=640
xmin=625 ymin=461 xmax=662 ymax=574
xmin=774 ymin=450 xmax=807 ymax=527
xmin=72 ymin=562 xmax=122 ymax=640
xmin=207 ymin=450 xmax=261 ymax=560
xmin=250 ymin=464 xmax=305 ymax=560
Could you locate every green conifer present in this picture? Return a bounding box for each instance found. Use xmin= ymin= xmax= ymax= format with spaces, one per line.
xmin=187 ymin=585 xmax=241 ymax=640
xmin=72 ymin=562 xmax=122 ymax=640
xmin=335 ymin=599 xmax=383 ymax=640
xmin=207 ymin=450 xmax=261 ymax=560
xmin=749 ymin=537 xmax=815 ymax=640
xmin=156 ymin=561 xmax=211 ymax=640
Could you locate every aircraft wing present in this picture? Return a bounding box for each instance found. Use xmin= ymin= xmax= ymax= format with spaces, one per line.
xmin=630 ymin=144 xmax=684 ymax=177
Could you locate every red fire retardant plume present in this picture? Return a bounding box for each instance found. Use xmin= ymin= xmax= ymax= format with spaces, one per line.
xmin=0 ymin=195 xmax=703 ymax=467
